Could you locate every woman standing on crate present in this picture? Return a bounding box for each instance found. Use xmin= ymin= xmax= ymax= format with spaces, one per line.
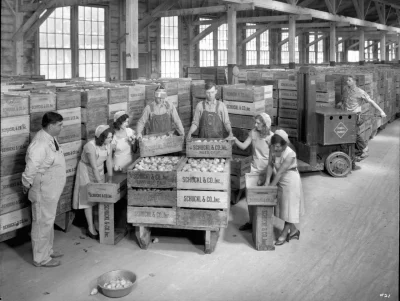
xmin=232 ymin=113 xmax=274 ymax=231
xmin=111 ymin=111 xmax=137 ymax=172
xmin=264 ymin=129 xmax=304 ymax=246
xmin=72 ymin=125 xmax=114 ymax=240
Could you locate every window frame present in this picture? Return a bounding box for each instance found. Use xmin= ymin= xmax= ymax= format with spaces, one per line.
xmin=159 ymin=16 xmax=180 ymax=78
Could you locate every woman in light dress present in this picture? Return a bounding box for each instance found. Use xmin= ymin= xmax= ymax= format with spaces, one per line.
xmin=232 ymin=113 xmax=274 ymax=231
xmin=264 ymin=129 xmax=304 ymax=246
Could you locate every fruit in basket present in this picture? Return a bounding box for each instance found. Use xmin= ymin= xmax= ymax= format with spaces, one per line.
xmin=182 ymin=158 xmax=225 ymax=173
xmin=142 ymin=133 xmax=175 ymax=141
xmin=103 ymin=277 xmax=133 ymax=290
xmin=132 ymin=156 xmax=181 ymax=171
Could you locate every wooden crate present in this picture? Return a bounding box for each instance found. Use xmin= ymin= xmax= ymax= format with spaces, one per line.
xmin=57 ymin=107 xmax=81 ymax=126
xmin=231 ymin=154 xmax=252 ymax=176
xmin=128 ymin=85 xmax=146 ymax=102
xmin=277 ymin=80 xmax=297 ymax=90
xmin=177 ymin=190 xmax=229 ymax=209
xmin=87 ymin=173 xmax=127 ymax=203
xmin=278 ymin=117 xmax=298 ymax=129
xmin=1 ymin=154 xmax=26 ymax=177
xmin=252 ymin=206 xmax=275 ymax=251
xmin=279 ymin=99 xmax=297 ymax=110
xmin=316 ymin=81 xmax=334 ymax=92
xmin=139 ymin=132 xmax=184 ymax=157
xmin=229 ymin=114 xmax=255 ymax=129
xmin=81 ymin=89 xmax=108 ymax=107
xmin=316 ymin=91 xmax=335 ymax=103
xmin=230 ymin=174 xmax=245 ymax=190
xmin=1 ymin=115 xmax=30 ymax=138
xmin=178 ymin=93 xmax=191 ymax=107
xmin=245 ymin=174 xmax=278 ymax=206
xmin=177 ymin=158 xmax=230 ymax=191
xmin=165 ymin=95 xmax=178 ymax=108
xmin=99 ymin=200 xmax=128 ymax=245
xmin=108 ymin=87 xmax=129 ymax=104
xmin=127 ymin=99 xmax=146 ymax=126
xmin=108 ymin=102 xmax=128 ymax=120
xmin=223 ymin=86 xmax=264 ymax=102
xmin=60 ymin=140 xmax=83 ymax=161
xmin=127 ymin=206 xmax=177 ymax=225
xmin=1 ymin=93 xmax=29 ymax=117
xmin=278 ymin=108 xmax=298 ymax=120
xmin=278 ymin=90 xmax=297 ymax=100
xmin=56 ymin=90 xmax=81 ymax=109
xmin=0 ymin=133 xmax=29 ymax=158
xmin=55 ymin=193 xmax=72 ymax=216
xmin=1 ymin=173 xmax=23 ymax=197
xmin=0 ymin=206 xmax=31 ymax=235
xmin=176 ymin=208 xmax=228 ymax=228
xmin=0 ymin=192 xmax=29 ymax=215
xmin=186 ymin=138 xmax=232 ymax=158
xmin=127 ymin=156 xmax=185 ymax=188
xmin=128 ymin=189 xmax=176 ymax=207
xmin=57 ymin=124 xmax=81 ymax=144
xmin=81 ymin=105 xmax=108 ymax=124
xmin=29 ymin=92 xmax=56 ymax=113
xmin=223 ymin=99 xmax=265 ymax=116
xmin=65 ymin=158 xmax=79 ymax=177
xmin=29 ymin=111 xmax=47 ymax=132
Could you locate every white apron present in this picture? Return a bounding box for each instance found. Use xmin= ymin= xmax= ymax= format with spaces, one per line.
xmin=29 ymin=140 xmax=66 ymax=265
xmin=112 ymin=128 xmax=135 ymax=172
xmin=72 ymin=140 xmax=109 ymax=209
xmin=250 ymin=129 xmax=273 ymax=174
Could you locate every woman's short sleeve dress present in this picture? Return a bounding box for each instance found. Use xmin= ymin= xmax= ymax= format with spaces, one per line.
xmin=250 ymin=129 xmax=274 ymax=174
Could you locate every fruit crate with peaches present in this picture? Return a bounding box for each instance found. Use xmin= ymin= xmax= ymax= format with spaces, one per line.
xmin=139 ymin=131 xmax=184 ymax=157
xmin=186 ymin=138 xmax=232 ymax=158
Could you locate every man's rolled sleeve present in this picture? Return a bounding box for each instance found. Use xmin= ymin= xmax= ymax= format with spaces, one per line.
xmin=191 ymin=103 xmax=203 ymax=127
xmin=22 ymin=142 xmax=46 ymax=188
xmin=136 ymin=105 xmax=151 ymax=134
xmin=219 ymin=102 xmax=231 ymax=126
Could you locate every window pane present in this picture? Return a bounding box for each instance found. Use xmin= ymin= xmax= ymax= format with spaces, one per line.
xmin=65 ymin=50 xmax=71 ymax=64
xmin=49 ymin=49 xmax=56 ymax=64
xmin=93 ymin=64 xmax=99 ymax=77
xmin=79 ymin=65 xmax=86 ymax=77
xmin=48 ymin=65 xmax=56 ymax=78
xmin=65 ymin=64 xmax=72 ymax=78
xmin=40 ymin=49 xmax=48 ymax=64
xmin=40 ymin=65 xmax=48 ymax=78
xmin=56 ymin=34 xmax=63 ymax=47
xmin=92 ymin=36 xmax=98 ymax=49
xmin=56 ymin=50 xmax=64 ymax=64
xmin=40 ymin=33 xmax=47 ymax=48
xmin=55 ymin=19 xmax=63 ymax=33
xmin=57 ymin=65 xmax=64 ymax=78
xmin=86 ymin=50 xmax=92 ymax=64
xmin=48 ymin=34 xmax=55 ymax=48
xmin=48 ymin=18 xmax=55 ymax=33
xmin=64 ymin=34 xmax=70 ymax=48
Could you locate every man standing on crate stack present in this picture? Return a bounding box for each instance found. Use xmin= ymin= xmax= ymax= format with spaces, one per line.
xmin=22 ymin=112 xmax=66 ymax=268
xmin=136 ymin=85 xmax=185 ymax=138
xmin=187 ymin=80 xmax=233 ymax=140
xmin=336 ymin=75 xmax=386 ymax=168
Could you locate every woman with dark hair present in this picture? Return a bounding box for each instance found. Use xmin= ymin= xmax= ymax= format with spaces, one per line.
xmin=264 ymin=129 xmax=304 ymax=246
xmin=72 ymin=125 xmax=114 ymax=239
xmin=111 ymin=111 xmax=136 ymax=172
xmin=232 ymin=113 xmax=274 ymax=231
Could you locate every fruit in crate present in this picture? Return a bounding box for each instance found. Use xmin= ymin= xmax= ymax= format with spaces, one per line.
xmin=142 ymin=132 xmax=175 ymax=141
xmin=132 ymin=156 xmax=181 ymax=171
xmin=181 ymin=158 xmax=226 ymax=173
xmin=194 ymin=139 xmax=224 ymax=143
xmin=133 ymin=188 xmax=173 ymax=191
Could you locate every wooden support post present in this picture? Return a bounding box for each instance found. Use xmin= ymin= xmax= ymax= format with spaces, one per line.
xmin=252 ymin=206 xmax=275 ymax=251
xmin=227 ymin=5 xmax=237 ymax=84
xmin=380 ymin=33 xmax=386 ymax=63
xmin=188 ymin=18 xmax=196 ymax=67
xmin=126 ymin=0 xmax=138 ymax=80
xmin=330 ymin=22 xmax=336 ymax=66
xmin=98 ymin=201 xmax=127 ymax=245
xmin=359 ymin=29 xmax=365 ymax=65
xmin=135 ymin=226 xmax=151 ymax=249
xmin=398 ymin=34 xmax=400 ymax=63
xmin=204 ymin=229 xmax=219 ymax=254
xmin=288 ymin=15 xmax=296 ymax=69
xmin=14 ymin=2 xmax=24 ymax=75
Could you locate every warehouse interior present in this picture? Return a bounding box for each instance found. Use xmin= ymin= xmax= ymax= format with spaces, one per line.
xmin=1 ymin=0 xmax=399 ymax=300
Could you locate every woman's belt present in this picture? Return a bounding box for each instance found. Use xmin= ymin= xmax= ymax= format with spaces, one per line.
xmin=287 ymin=167 xmax=298 ymax=172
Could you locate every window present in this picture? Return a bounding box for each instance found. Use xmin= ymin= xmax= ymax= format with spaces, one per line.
xmin=365 ymin=41 xmax=374 ymax=61
xmin=388 ymin=43 xmax=396 ymax=61
xmin=317 ymin=34 xmax=324 ymax=63
xmin=39 ymin=6 xmax=106 ymax=81
xmin=348 ymin=50 xmax=359 ymax=62
xmin=337 ymin=37 xmax=343 ymax=62
xmin=246 ymin=23 xmax=257 ymax=65
xmin=161 ymin=16 xmax=179 ymax=78
xmin=308 ymin=33 xmax=315 ymax=64
xmin=78 ymin=6 xmax=106 ymax=81
xmin=260 ymin=30 xmax=269 ymax=65
xmin=377 ymin=42 xmax=381 ymax=60
xmin=199 ymin=18 xmax=214 ymax=67
xmin=295 ymin=36 xmax=299 ymax=63
xmin=39 ymin=7 xmax=72 ymax=79
xmin=217 ymin=23 xmax=228 ymax=66
xmin=280 ymin=29 xmax=289 ymax=64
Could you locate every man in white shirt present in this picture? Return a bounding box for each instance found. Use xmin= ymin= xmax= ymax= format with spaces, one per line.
xmin=22 ymin=112 xmax=66 ymax=267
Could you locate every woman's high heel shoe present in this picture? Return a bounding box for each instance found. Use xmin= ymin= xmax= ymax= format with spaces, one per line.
xmin=86 ymin=229 xmax=99 ymax=240
xmin=275 ymin=233 xmax=290 ymax=246
xmin=289 ymin=230 xmax=300 ymax=240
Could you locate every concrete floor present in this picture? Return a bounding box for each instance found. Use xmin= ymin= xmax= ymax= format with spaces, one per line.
xmin=1 ymin=120 xmax=399 ymax=301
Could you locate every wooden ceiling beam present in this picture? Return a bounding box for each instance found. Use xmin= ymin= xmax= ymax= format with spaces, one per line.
xmin=351 ymin=0 xmax=363 ymax=19
xmin=305 ymin=33 xmax=329 ymax=48
xmin=192 ymin=14 xmax=312 ymax=25
xmin=222 ymin=0 xmax=400 ymax=33
xmin=324 ymin=0 xmax=335 ymax=14
xmin=23 ymin=7 xmax=55 ymax=41
xmin=374 ymin=1 xmax=385 ymax=24
xmin=17 ymin=0 xmax=110 ymax=12
xmin=298 ymin=0 xmax=317 ymax=8
xmin=238 ymin=24 xmax=272 ymax=46
xmin=190 ymin=15 xmax=226 ymax=46
xmin=243 ymin=22 xmax=350 ymax=29
xmin=138 ymin=0 xmax=177 ymax=33
xmin=153 ymin=3 xmax=254 ymax=17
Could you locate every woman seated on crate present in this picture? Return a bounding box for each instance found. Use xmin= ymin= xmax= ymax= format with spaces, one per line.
xmin=111 ymin=110 xmax=137 ymax=172
xmin=232 ymin=113 xmax=274 ymax=231
xmin=72 ymin=125 xmax=114 ymax=240
xmin=263 ymin=129 xmax=304 ymax=246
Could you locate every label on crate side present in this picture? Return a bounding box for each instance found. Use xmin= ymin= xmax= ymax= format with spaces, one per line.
xmin=177 ymin=190 xmax=228 ymax=209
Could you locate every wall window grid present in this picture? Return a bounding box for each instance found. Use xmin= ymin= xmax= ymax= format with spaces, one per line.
xmin=246 ymin=23 xmax=257 ymax=65
xmin=281 ymin=30 xmax=289 ymax=64
xmin=217 ymin=23 xmax=228 ymax=66
xmin=317 ymin=34 xmax=324 ymax=63
xmin=161 ymin=16 xmax=180 ymax=78
xmin=199 ymin=18 xmax=214 ymax=67
xmin=260 ymin=29 xmax=269 ymax=65
xmin=365 ymin=40 xmax=374 ymax=61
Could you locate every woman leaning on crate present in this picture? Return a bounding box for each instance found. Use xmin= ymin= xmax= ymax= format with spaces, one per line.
xmin=111 ymin=111 xmax=137 ymax=172
xmin=231 ymin=113 xmax=274 ymax=231
xmin=72 ymin=125 xmax=114 ymax=240
xmin=264 ymin=129 xmax=304 ymax=246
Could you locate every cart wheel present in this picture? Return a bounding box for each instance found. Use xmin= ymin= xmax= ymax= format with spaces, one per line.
xmin=325 ymin=151 xmax=352 ymax=177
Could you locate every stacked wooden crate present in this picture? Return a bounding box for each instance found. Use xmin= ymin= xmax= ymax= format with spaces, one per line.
xmin=81 ymin=88 xmax=108 ymax=140
xmin=276 ymin=79 xmax=298 ymax=139
xmin=127 ymin=84 xmax=146 ymax=129
xmin=0 ymin=93 xmax=31 ymax=241
xmin=177 ymin=80 xmax=192 ymax=134
xmin=107 ymin=85 xmax=129 ymax=125
xmin=159 ymin=80 xmax=179 ymax=109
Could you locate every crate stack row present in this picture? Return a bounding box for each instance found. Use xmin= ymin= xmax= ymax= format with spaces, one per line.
xmin=187 ymin=67 xmax=227 ymax=85
xmin=0 ymin=92 xmax=31 ymax=242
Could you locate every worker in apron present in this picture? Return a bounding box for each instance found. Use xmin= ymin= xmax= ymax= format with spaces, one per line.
xmin=136 ymin=86 xmax=184 ymax=139
xmin=22 ymin=112 xmax=67 ymax=267
xmin=187 ymin=80 xmax=233 ymax=140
